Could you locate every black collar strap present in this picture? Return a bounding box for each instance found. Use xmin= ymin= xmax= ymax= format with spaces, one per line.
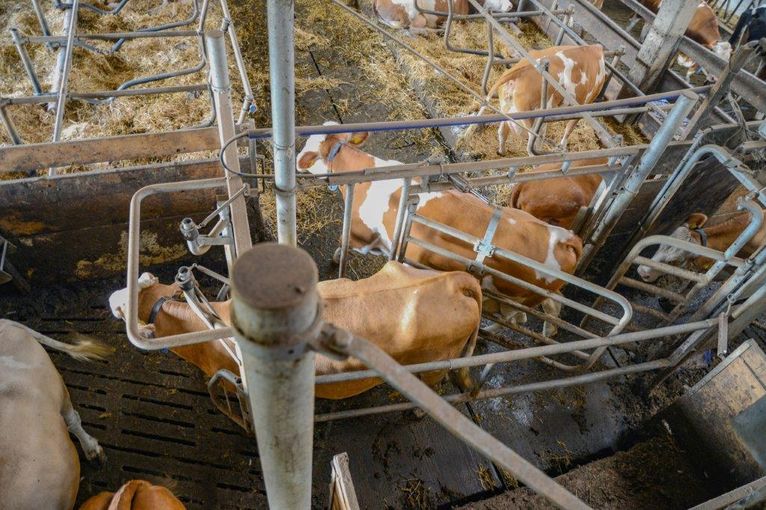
xmin=326 ymin=141 xmax=345 ymax=162
xmin=148 ymin=296 xmax=173 ymax=325
xmin=693 ymin=228 xmax=708 ymax=247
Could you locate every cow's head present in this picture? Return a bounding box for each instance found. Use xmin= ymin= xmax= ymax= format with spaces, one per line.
xmin=109 ymin=272 xmax=181 ymax=338
xmin=636 ymin=213 xmax=708 ymax=283
xmin=297 ymin=122 xmax=370 ymax=175
xmin=482 ymin=0 xmax=513 ymax=12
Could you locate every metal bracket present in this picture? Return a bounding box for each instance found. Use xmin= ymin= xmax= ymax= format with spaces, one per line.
xmin=207 ymin=368 xmax=252 ymax=433
xmin=473 ymin=207 xmax=502 ymax=266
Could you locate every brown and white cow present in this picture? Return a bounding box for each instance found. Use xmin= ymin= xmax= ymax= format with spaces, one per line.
xmin=636 ymin=210 xmax=766 ymax=282
xmin=0 ymin=319 xmax=109 ymax=510
xmin=462 ymin=45 xmax=606 ymax=155
xmin=110 ymin=261 xmax=482 ymax=401
xmin=508 ymin=158 xmax=606 ymax=230
xmin=79 ymin=480 xmax=186 ymax=510
xmin=641 ymin=0 xmax=732 ymax=81
xmin=374 ymin=0 xmax=513 ymax=32
xmin=297 ymin=127 xmax=583 ymax=335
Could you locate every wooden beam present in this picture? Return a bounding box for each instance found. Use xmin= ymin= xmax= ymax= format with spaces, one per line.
xmin=628 ymin=0 xmax=698 ymax=92
xmin=0 ymin=127 xmax=220 ymax=174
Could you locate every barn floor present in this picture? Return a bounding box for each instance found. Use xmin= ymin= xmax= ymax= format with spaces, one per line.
xmin=1 ymin=257 xmax=745 ymax=509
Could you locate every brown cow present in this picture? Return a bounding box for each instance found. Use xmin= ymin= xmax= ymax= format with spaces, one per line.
xmin=462 ymin=45 xmax=606 ymax=155
xmin=110 ymin=262 xmax=482 ymax=401
xmin=641 ymin=0 xmax=732 ymax=81
xmin=509 ymin=158 xmax=606 ymax=229
xmin=297 ymin=128 xmax=583 ymax=336
xmin=0 ymin=320 xmax=109 ymax=510
xmin=79 ymin=480 xmax=185 ymax=510
xmin=374 ymin=0 xmax=512 ymax=32
xmin=636 ymin=210 xmax=766 ymax=282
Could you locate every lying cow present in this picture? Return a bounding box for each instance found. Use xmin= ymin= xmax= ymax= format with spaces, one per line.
xmin=79 ymin=480 xmax=185 ymax=510
xmin=111 ymin=261 xmax=482 ymax=401
xmin=0 ymin=319 xmax=109 ymax=510
xmin=508 ymin=158 xmax=606 ymax=230
xmin=641 ymin=0 xmax=732 ymax=81
xmin=297 ymin=128 xmax=583 ymax=336
xmin=374 ymin=0 xmax=513 ymax=32
xmin=636 ymin=210 xmax=766 ymax=283
xmin=462 ymin=45 xmax=606 ymax=155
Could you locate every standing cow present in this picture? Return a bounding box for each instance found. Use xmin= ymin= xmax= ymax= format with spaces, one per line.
xmin=374 ymin=0 xmax=513 ymax=32
xmin=110 ymin=261 xmax=483 ymax=404
xmin=297 ymin=127 xmax=583 ymax=336
xmin=0 ymin=319 xmax=109 ymax=510
xmin=508 ymin=158 xmax=606 ymax=230
xmin=461 ymin=44 xmax=606 ymax=155
xmin=636 ymin=210 xmax=766 ymax=283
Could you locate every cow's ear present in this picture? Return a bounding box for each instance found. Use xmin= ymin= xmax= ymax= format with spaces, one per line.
xmin=298 ymin=151 xmax=319 ymax=170
xmin=349 ymin=132 xmax=369 ymax=145
xmin=686 ymin=213 xmax=709 ymax=229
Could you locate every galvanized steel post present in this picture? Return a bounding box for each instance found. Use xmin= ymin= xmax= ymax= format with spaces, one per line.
xmin=579 ymin=91 xmax=697 ymax=268
xmin=267 ymin=0 xmax=298 ymax=246
xmin=231 ymin=243 xmax=318 ymax=509
xmin=206 ymin=30 xmax=253 ymax=261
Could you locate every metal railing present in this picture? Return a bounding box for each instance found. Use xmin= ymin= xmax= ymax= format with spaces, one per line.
xmin=2 ymin=0 xmax=255 ymax=176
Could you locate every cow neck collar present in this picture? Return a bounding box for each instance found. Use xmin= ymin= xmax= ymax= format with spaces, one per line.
xmin=692 ymin=228 xmax=708 ymax=247
xmin=147 ymin=293 xmax=182 ymax=325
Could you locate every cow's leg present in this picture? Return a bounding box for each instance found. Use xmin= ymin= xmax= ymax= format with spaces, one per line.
xmin=497 ymin=121 xmax=511 ymax=155
xmin=62 ymin=387 xmax=105 ymax=464
xmin=541 ymin=298 xmax=562 ymax=338
xmin=558 ymin=119 xmax=579 ymax=149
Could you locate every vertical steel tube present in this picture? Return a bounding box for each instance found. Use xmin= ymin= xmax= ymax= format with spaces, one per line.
xmin=231 ymin=243 xmax=317 ymax=509
xmin=267 ymin=0 xmax=297 ymax=246
xmin=580 ymin=92 xmax=697 ymax=267
xmin=51 ymin=0 xmax=79 ymax=142
xmin=338 ymin=184 xmax=355 ymax=278
xmin=389 ymin=178 xmax=411 ymax=261
xmin=206 ymin=30 xmax=253 ymax=263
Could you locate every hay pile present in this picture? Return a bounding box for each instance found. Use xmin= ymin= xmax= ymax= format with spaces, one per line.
xmin=0 ymin=0 xmax=236 ymax=146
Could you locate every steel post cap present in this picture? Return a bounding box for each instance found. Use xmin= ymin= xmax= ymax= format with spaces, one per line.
xmin=231 ymin=243 xmax=318 ymax=313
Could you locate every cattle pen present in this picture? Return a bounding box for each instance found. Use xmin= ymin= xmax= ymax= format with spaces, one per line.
xmin=1 ymin=0 xmax=766 ymax=509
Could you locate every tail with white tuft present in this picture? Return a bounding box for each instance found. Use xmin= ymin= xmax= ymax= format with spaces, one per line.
xmin=4 ymin=320 xmax=114 ymax=361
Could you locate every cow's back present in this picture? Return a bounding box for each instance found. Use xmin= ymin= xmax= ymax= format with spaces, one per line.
xmin=0 ymin=320 xmax=79 ymax=510
xmin=407 ymin=192 xmax=582 ymax=306
xmin=315 ymin=262 xmax=482 ymax=398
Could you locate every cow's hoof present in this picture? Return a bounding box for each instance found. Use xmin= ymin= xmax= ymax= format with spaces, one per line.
xmin=332 ymin=247 xmax=342 ymax=265
xmin=543 ymin=322 xmax=558 ymax=338
xmin=86 ymin=444 xmax=107 ymax=466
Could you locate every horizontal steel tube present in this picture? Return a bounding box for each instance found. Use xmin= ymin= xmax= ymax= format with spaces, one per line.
xmin=1 ymin=84 xmax=208 ymax=105
xmin=409 ymin=214 xmax=632 ymax=325
xmin=315 ymin=315 xmax=716 ymax=385
xmin=316 ymin=359 xmax=671 ymax=421
xmin=22 ymin=30 xmax=198 ymax=43
xmin=247 ymin=86 xmax=711 ymax=141
xmin=618 ymin=276 xmax=686 ymax=303
xmin=631 ymin=256 xmax=708 ymax=283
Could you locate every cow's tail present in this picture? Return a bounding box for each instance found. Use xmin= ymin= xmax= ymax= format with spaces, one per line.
xmin=460 ymin=70 xmax=518 ymax=141
xmin=9 ymin=321 xmax=113 ymax=361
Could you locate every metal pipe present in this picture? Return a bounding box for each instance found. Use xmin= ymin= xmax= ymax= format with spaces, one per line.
xmin=316 ymin=359 xmax=671 ymax=421
xmin=338 ymin=184 xmax=355 ymax=278
xmin=0 ymin=106 xmax=21 ymax=145
xmin=218 ymin=0 xmax=256 ymax=124
xmin=231 ymin=244 xmax=317 ymax=510
xmin=206 ymin=30 xmax=252 ymax=261
xmin=315 ymin=301 xmax=710 ymax=387
xmin=267 ymin=0 xmax=297 ymax=246
xmin=50 ymin=0 xmax=80 ymax=176
xmin=22 ymin=30 xmax=198 ymax=42
xmin=126 ymin=178 xmax=237 ymax=350
xmin=328 ymin=333 xmax=590 ymax=510
xmin=580 ymin=92 xmax=697 ymax=267
xmin=1 ymin=84 xmax=208 ymax=105
xmin=389 ymin=178 xmax=411 ymax=261
xmin=10 ymin=29 xmax=43 ymax=95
